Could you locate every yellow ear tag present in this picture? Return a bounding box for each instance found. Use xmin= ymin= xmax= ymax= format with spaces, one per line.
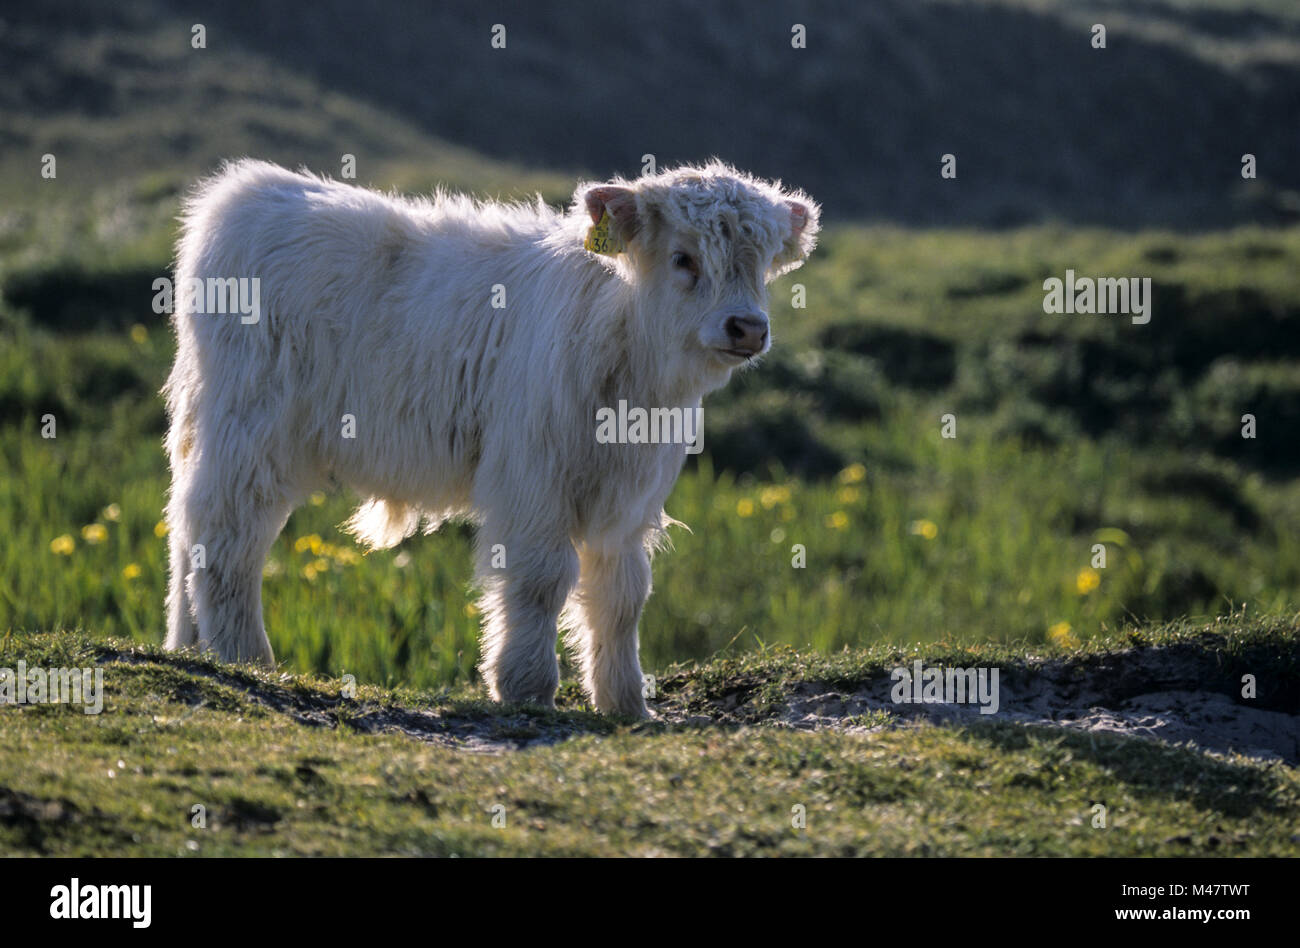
xmin=583 ymin=209 xmax=625 ymax=256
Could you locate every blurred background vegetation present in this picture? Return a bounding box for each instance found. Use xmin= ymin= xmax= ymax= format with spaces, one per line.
xmin=1 ymin=0 xmax=1298 ymax=689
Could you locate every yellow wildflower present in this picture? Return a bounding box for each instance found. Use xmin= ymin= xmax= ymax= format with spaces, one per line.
xmin=50 ymin=534 xmax=75 ymax=555
xmin=837 ymin=463 xmax=866 ymax=485
xmin=736 ymin=498 xmax=755 ymax=517
xmin=122 ymin=563 xmax=142 ymax=580
xmin=826 ymin=511 xmax=849 ymax=530
xmin=909 ymin=519 xmax=938 ymax=540
xmin=1075 ymin=567 xmax=1101 ymax=595
xmin=81 ymin=523 xmax=108 ymax=544
xmin=1048 ymin=621 xmax=1079 ymax=649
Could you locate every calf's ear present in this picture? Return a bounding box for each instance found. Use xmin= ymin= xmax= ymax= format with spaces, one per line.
xmin=582 ymin=185 xmax=641 ymax=245
xmin=770 ymin=193 xmax=821 ymax=277
xmin=787 ymin=200 xmax=811 ymax=237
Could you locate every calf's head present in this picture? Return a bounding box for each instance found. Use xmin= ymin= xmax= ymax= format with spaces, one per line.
xmin=579 ymin=162 xmax=819 ymax=392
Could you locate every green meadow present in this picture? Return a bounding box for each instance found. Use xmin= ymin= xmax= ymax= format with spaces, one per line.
xmin=3 ymin=196 xmax=1299 ymax=689
xmin=2 ymin=0 xmax=1298 ymax=857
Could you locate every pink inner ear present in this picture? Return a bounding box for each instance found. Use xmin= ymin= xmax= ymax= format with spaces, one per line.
xmin=586 ymin=186 xmax=639 ymax=233
xmin=786 ymin=200 xmax=809 ymax=236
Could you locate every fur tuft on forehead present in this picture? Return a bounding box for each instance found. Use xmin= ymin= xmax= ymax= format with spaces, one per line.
xmin=576 ymin=160 xmax=820 ymax=281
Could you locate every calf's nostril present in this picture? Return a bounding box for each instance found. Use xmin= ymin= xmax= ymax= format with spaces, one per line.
xmin=724 ymin=315 xmax=768 ymax=351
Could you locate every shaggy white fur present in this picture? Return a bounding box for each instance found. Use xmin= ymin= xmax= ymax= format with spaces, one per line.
xmin=162 ymin=158 xmax=819 ymax=716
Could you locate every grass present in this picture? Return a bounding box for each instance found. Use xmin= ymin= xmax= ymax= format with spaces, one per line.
xmin=4 ymin=209 xmax=1299 ymax=856
xmin=1 ymin=622 xmax=1296 ymax=856
xmin=655 ymin=609 xmax=1300 ymax=712
xmin=4 ymin=214 xmax=1300 ymax=687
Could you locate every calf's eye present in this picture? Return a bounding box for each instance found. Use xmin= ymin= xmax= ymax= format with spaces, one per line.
xmin=671 ymin=251 xmax=696 ymax=272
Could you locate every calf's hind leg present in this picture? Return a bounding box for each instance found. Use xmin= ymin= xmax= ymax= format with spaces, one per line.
xmin=180 ymin=464 xmax=292 ymax=665
xmin=163 ymin=490 xmax=198 ymax=651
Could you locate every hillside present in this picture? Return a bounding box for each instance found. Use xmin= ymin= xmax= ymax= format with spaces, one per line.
xmin=1 ymin=618 xmax=1296 ymax=856
xmin=3 ymin=0 xmax=1299 ymax=225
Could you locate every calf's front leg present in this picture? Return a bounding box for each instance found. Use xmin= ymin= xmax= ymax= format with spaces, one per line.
xmin=476 ymin=534 xmax=578 ymax=708
xmin=567 ymin=543 xmax=652 ymax=717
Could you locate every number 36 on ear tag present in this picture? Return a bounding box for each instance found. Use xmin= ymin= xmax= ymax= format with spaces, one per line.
xmin=584 ymin=209 xmax=625 ymax=256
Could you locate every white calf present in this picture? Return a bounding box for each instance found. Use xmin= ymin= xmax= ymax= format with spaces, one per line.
xmin=163 ymin=159 xmax=819 ymax=716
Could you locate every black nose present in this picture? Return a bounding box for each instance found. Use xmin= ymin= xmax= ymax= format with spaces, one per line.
xmin=725 ymin=314 xmax=769 ymax=354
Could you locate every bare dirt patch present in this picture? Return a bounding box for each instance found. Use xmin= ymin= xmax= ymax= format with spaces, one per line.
xmin=776 ymin=645 xmax=1299 ymax=765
